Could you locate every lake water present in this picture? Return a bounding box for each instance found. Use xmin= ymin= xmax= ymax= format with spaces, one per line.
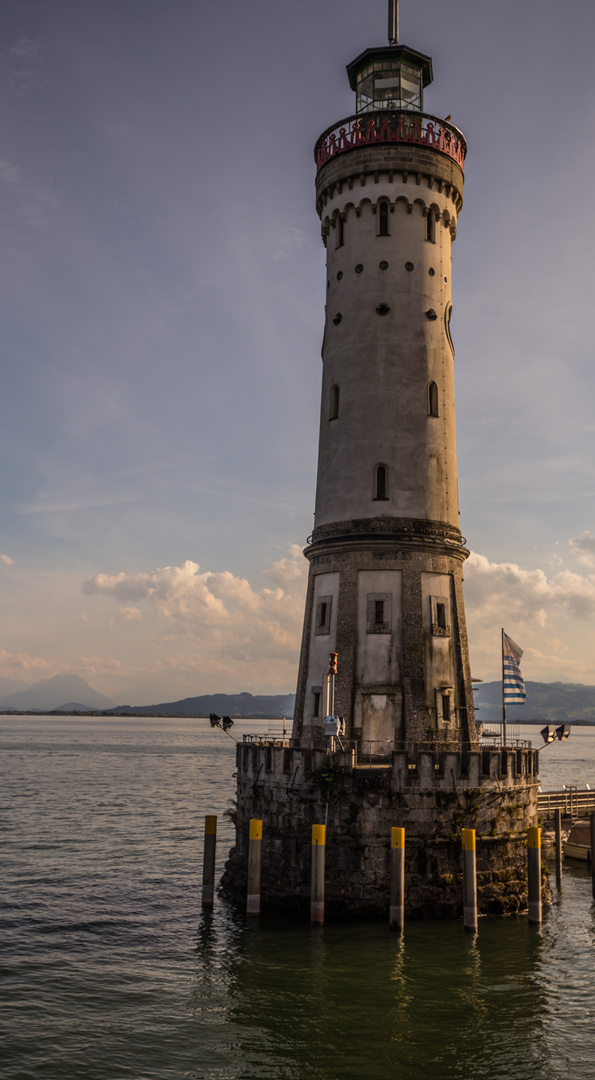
xmin=2 ymin=716 xmax=595 ymax=1080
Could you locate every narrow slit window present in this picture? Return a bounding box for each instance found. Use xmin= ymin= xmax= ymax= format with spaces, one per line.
xmin=374 ymin=600 xmax=385 ymax=626
xmin=428 ymin=381 xmax=439 ymax=417
xmin=336 ymin=214 xmax=344 ymax=249
xmin=315 ymin=595 xmax=332 ymax=636
xmin=375 ymin=464 xmax=388 ymax=500
xmin=442 ymin=694 xmax=451 ymax=724
xmin=436 ymin=602 xmax=447 ymax=631
xmin=426 ymin=213 xmax=435 ymax=243
xmin=379 ymin=201 xmax=389 ymax=237
xmin=329 ymin=384 xmax=339 ymax=420
xmin=313 ymin=691 xmax=320 ymax=717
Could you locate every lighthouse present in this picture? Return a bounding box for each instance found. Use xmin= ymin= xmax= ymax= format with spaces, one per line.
xmin=293 ymin=5 xmax=475 ymax=754
xmin=224 ymin=4 xmax=541 ymax=919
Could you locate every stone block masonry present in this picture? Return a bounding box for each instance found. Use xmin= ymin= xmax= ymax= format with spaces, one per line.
xmin=221 ymin=742 xmax=547 ymax=919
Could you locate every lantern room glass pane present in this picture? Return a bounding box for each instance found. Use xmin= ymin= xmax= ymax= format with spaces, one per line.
xmin=356 ymin=61 xmax=423 ymax=114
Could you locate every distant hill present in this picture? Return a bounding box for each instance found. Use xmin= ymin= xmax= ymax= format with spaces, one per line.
xmin=475 ymin=680 xmax=595 ymax=722
xmin=107 ymin=691 xmax=296 ymax=718
xmin=0 ymin=674 xmax=116 ymax=712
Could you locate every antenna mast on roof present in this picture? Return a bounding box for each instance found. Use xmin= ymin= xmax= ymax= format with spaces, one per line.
xmin=388 ymin=0 xmax=399 ymax=45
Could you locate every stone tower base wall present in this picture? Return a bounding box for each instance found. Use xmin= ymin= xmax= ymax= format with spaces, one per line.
xmin=222 ymin=743 xmax=544 ymax=918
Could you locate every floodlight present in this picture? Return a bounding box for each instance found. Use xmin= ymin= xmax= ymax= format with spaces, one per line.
xmin=540 ymin=725 xmax=556 ymax=745
xmin=555 ymin=724 xmax=571 ymax=742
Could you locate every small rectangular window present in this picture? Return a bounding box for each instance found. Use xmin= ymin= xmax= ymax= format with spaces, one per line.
xmin=430 ymin=595 xmax=451 ymax=637
xmin=426 ymin=214 xmax=435 ymax=243
xmin=367 ymin=593 xmax=391 ymax=634
xmin=442 ymin=694 xmax=451 ymax=724
xmin=378 ymin=201 xmax=389 ymax=237
xmin=335 ymin=215 xmax=344 ymax=249
xmin=313 ymin=690 xmax=321 ymax=718
xmin=315 ymin=595 xmax=332 ymax=636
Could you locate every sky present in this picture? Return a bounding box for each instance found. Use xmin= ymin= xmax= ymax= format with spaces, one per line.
xmin=2 ymin=0 xmax=595 ymax=704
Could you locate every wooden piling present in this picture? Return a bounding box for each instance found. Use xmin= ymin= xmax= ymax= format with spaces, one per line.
xmin=247 ymin=818 xmax=263 ymax=916
xmin=591 ymin=814 xmax=595 ymax=900
xmin=202 ymin=814 xmax=217 ymax=909
xmin=554 ymin=807 xmax=562 ymax=886
xmin=527 ymin=826 xmax=542 ymax=925
xmin=389 ymin=827 xmax=405 ymax=932
xmin=311 ymin=824 xmax=326 ymax=925
xmin=462 ymin=828 xmax=477 ymax=932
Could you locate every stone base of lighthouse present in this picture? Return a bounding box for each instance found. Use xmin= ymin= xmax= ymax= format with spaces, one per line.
xmin=222 ymin=742 xmax=548 ymax=918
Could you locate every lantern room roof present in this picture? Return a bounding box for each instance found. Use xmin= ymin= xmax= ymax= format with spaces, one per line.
xmin=346 ymin=45 xmax=433 ymax=91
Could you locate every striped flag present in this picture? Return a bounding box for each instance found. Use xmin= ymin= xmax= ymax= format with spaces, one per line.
xmin=503 ymin=631 xmax=526 ymax=704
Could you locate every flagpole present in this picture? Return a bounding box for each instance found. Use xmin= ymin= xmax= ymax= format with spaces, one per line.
xmin=501 ymin=626 xmax=507 ymax=747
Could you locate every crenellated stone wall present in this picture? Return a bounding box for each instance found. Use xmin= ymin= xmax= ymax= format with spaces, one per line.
xmin=222 ymin=742 xmax=546 ymax=919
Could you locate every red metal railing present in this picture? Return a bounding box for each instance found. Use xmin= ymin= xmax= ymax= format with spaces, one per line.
xmin=314 ymin=110 xmax=466 ymax=175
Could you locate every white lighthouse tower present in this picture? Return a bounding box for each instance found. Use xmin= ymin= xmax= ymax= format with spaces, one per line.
xmin=292 ymin=3 xmax=477 ymax=755
xmin=224 ymin=4 xmax=540 ymax=919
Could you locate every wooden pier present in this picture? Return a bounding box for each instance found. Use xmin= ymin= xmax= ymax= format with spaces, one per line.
xmin=538 ymin=787 xmax=595 ymax=821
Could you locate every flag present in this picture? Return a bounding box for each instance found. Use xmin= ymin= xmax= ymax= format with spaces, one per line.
xmin=502 ymin=631 xmax=526 ymax=704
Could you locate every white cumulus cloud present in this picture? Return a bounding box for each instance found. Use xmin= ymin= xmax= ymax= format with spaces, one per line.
xmin=82 ymin=546 xmax=309 ymax=668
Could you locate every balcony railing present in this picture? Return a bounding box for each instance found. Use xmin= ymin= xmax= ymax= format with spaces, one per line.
xmin=314 ymin=110 xmax=466 ymax=176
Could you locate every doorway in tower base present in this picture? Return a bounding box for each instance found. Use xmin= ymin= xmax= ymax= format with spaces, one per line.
xmin=354 ymin=687 xmax=403 ymax=758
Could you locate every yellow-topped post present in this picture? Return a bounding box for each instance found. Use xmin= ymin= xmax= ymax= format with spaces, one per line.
xmin=527 ymin=826 xmax=541 ymax=924
xmin=389 ymin=827 xmax=405 ymax=932
xmin=311 ymin=824 xmax=326 ymax=925
xmin=462 ymin=828 xmax=477 ymax=932
xmin=247 ymin=818 xmax=263 ymax=916
xmin=202 ymin=814 xmax=217 ymax=909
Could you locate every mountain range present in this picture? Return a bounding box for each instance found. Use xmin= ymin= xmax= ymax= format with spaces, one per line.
xmin=474 ymin=680 xmax=595 ymax=723
xmin=106 ymin=692 xmax=296 ymax=718
xmin=0 ymin=674 xmax=115 ymax=712
xmin=3 ymin=674 xmax=595 ymax=722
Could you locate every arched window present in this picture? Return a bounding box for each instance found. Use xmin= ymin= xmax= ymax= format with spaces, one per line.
xmin=426 ymin=212 xmax=435 ymax=243
xmin=374 ymin=464 xmax=388 ymax=501
xmin=379 ymin=201 xmax=390 ymax=237
xmin=335 ymin=213 xmax=344 ymax=249
xmin=329 ymin=384 xmax=339 ymax=420
xmin=428 ymin=381 xmax=439 ymax=417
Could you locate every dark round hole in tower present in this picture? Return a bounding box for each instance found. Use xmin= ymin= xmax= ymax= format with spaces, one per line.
xmin=405 ymin=262 xmax=414 ymax=272
xmin=426 ymin=309 xmax=437 ymax=321
xmin=355 ymin=264 xmax=364 ymax=274
xmin=379 ymin=261 xmax=389 ymax=271
xmin=428 ymin=268 xmax=435 ymax=276
xmin=444 ymin=276 xmax=448 ymax=283
xmin=337 ymin=271 xmax=343 ymax=281
xmin=376 ymin=304 xmax=390 ymax=316
xmin=333 ymin=313 xmax=342 ymax=325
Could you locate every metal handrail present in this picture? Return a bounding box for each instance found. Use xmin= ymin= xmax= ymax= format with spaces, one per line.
xmin=314 ymin=109 xmax=466 ymax=175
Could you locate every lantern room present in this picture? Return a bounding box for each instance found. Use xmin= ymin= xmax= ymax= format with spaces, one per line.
xmin=346 ymin=45 xmax=433 ymax=114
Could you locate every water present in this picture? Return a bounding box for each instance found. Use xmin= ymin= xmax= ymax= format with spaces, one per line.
xmin=2 ymin=716 xmax=595 ymax=1080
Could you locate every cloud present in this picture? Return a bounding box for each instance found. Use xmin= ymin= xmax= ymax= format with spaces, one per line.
xmin=271 ymin=228 xmax=309 ymax=261
xmin=0 ymin=554 xmax=14 ymax=566
xmin=10 ymin=37 xmax=46 ymax=61
xmin=0 ymin=649 xmax=51 ymax=676
xmin=82 ymin=545 xmax=309 ymax=666
xmin=568 ymin=531 xmax=595 ymax=567
xmin=464 ymin=550 xmax=595 ymax=682
xmin=119 ymin=606 xmax=142 ymax=621
xmin=465 ymin=551 xmax=595 ymax=624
